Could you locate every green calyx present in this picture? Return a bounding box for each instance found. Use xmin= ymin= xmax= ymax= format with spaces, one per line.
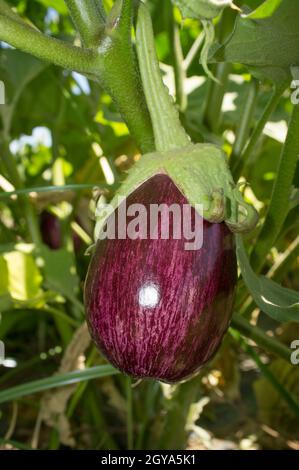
xmin=94 ymin=143 xmax=258 ymax=241
xmin=171 ymin=0 xmax=234 ymax=20
xmin=93 ymin=1 xmax=257 ymax=242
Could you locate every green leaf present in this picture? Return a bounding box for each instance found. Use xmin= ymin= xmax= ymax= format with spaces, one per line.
xmin=212 ymin=0 xmax=298 ymax=84
xmin=0 ymin=49 xmax=47 ymax=130
xmin=243 ymin=0 xmax=282 ymax=19
xmin=0 ymin=254 xmax=8 ymax=296
xmin=0 ymin=365 xmax=119 ymax=404
xmin=236 ymin=235 xmax=299 ymax=323
xmin=3 ymin=251 xmax=42 ymax=301
xmin=171 ymin=0 xmax=233 ymax=20
xmin=39 ymin=246 xmax=80 ymax=303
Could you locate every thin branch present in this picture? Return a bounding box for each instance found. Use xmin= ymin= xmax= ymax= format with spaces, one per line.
xmin=183 ymin=31 xmax=205 ymax=71
xmin=231 ymin=313 xmax=291 ymax=363
xmin=251 ymin=103 xmax=299 ymax=271
xmin=230 ymin=78 xmax=259 ymax=171
xmin=64 ymin=0 xmax=104 ymax=48
xmin=0 ymin=14 xmax=100 ymax=75
xmin=233 ymin=85 xmax=285 ymax=180
xmin=170 ymin=9 xmax=186 ymax=112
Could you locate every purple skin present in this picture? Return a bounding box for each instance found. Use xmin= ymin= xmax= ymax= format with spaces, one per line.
xmin=40 ymin=211 xmax=62 ymax=250
xmin=40 ymin=211 xmax=82 ymax=252
xmin=85 ymin=174 xmax=237 ymax=383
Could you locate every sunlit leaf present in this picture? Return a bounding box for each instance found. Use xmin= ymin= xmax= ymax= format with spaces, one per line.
xmin=3 ymin=251 xmax=42 ymax=301
xmin=39 ymin=245 xmax=80 ymax=303
xmin=243 ymin=0 xmax=282 ymax=19
xmin=212 ymin=0 xmax=298 ymax=84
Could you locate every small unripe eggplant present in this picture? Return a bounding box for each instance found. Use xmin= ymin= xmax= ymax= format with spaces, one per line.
xmin=40 ymin=211 xmax=62 ymax=250
xmin=85 ymin=174 xmax=237 ymax=383
xmin=40 ymin=211 xmax=82 ymax=252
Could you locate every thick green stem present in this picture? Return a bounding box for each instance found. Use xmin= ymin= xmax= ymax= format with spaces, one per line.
xmin=99 ymin=0 xmax=155 ymax=153
xmin=64 ymin=0 xmax=104 ymax=47
xmin=203 ymin=7 xmax=235 ymax=132
xmin=251 ymin=104 xmax=299 ymax=272
xmin=159 ymin=375 xmax=200 ymax=449
xmin=136 ymin=3 xmax=190 ymax=152
xmin=233 ymin=85 xmax=284 ymax=180
xmin=0 ymin=14 xmax=99 ymax=75
xmin=0 ymin=3 xmax=155 ymax=153
xmin=230 ymin=78 xmax=259 ymax=171
xmin=231 ymin=314 xmax=291 ymax=363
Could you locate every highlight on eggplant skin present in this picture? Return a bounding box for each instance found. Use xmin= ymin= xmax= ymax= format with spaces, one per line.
xmin=85 ymin=174 xmax=237 ymax=383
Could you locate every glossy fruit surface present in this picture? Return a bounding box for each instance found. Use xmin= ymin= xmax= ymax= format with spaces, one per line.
xmin=85 ymin=174 xmax=237 ymax=382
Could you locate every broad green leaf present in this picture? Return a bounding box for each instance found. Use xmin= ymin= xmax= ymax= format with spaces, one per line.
xmin=243 ymin=0 xmax=282 ymax=19
xmin=212 ymin=0 xmax=298 ymax=84
xmin=171 ymin=0 xmax=233 ymax=19
xmin=40 ymin=245 xmax=80 ymax=302
xmin=3 ymin=251 xmax=42 ymax=301
xmin=0 ymin=49 xmax=47 ymax=130
xmin=236 ymin=235 xmax=299 ymax=322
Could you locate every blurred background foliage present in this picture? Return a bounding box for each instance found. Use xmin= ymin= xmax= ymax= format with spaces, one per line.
xmin=0 ymin=0 xmax=299 ymax=450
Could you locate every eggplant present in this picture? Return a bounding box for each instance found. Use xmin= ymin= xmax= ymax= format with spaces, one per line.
xmin=40 ymin=211 xmax=82 ymax=252
xmin=40 ymin=211 xmax=62 ymax=250
xmin=85 ymin=174 xmax=237 ymax=383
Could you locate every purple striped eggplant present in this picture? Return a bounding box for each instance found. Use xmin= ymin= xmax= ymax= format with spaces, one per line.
xmin=84 ymin=4 xmax=258 ymax=383
xmin=85 ymin=174 xmax=237 ymax=383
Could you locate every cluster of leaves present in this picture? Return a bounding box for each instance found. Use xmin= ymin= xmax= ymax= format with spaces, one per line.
xmin=0 ymin=0 xmax=298 ymax=450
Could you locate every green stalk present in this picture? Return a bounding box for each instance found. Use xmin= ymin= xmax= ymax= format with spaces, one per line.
xmin=99 ymin=0 xmax=155 ymax=153
xmin=203 ymin=62 xmax=230 ymax=133
xmin=231 ymin=314 xmax=291 ymax=363
xmin=0 ymin=3 xmax=155 ymax=153
xmin=251 ymin=104 xmax=299 ymax=272
xmin=230 ymin=329 xmax=299 ymax=417
xmin=0 ymin=183 xmax=113 ymax=199
xmin=159 ymin=375 xmax=201 ymax=449
xmin=268 ymin=235 xmax=299 ymax=282
xmin=126 ymin=376 xmax=134 ymax=450
xmin=0 ymin=14 xmax=99 ymax=75
xmin=234 ymin=85 xmax=285 ymax=180
xmin=230 ymin=78 xmax=259 ymax=171
xmin=0 ymin=140 xmax=42 ymax=246
xmin=64 ymin=0 xmax=104 ymax=47
xmin=170 ymin=9 xmax=187 ymax=112
xmin=183 ymin=31 xmax=205 ymax=71
xmin=136 ymin=2 xmax=190 ymax=152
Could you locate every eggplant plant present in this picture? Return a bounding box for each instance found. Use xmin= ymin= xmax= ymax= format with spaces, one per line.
xmin=0 ymin=0 xmax=299 ymax=451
